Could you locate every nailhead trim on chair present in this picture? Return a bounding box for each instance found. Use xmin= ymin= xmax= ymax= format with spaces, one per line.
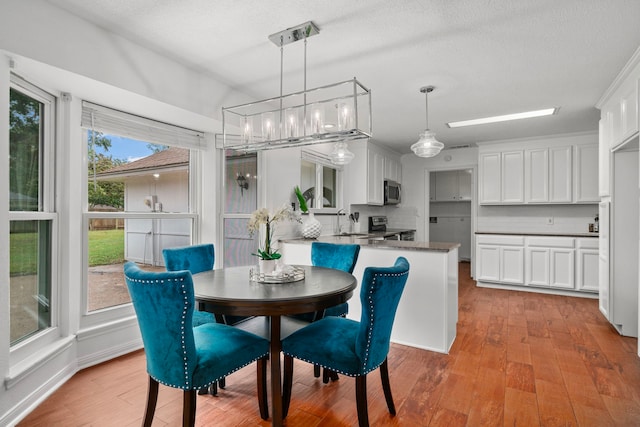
xmin=128 ymin=273 xmax=270 ymax=391
xmin=283 ymin=269 xmax=409 ymax=378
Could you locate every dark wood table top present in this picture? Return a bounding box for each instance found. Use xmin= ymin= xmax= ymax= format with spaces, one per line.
xmin=192 ymin=265 xmax=357 ymax=317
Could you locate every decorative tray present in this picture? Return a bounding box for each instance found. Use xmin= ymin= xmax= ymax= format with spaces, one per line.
xmin=249 ymin=266 xmax=305 ymax=284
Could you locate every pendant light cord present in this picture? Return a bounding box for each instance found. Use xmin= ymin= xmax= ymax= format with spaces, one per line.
xmin=425 ymin=90 xmax=429 ymax=130
xmin=279 ymin=35 xmax=284 ymax=140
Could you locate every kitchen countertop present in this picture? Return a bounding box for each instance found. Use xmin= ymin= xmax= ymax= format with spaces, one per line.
xmin=280 ymin=234 xmax=459 ymax=252
xmin=475 ymin=231 xmax=599 ymax=238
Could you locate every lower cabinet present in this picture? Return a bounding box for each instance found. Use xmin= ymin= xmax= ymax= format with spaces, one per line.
xmin=477 ymin=234 xmax=598 ymax=293
xmin=576 ymin=238 xmax=600 ymax=292
xmin=525 ymin=237 xmax=575 ymax=289
xmin=477 ymin=235 xmax=524 ymax=284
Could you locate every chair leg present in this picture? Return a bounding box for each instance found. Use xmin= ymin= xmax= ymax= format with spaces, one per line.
xmin=182 ymin=390 xmax=197 ymax=427
xmin=355 ymin=375 xmax=369 ymax=427
xmin=143 ymin=376 xmax=159 ymax=427
xmin=283 ymin=354 xmax=294 ymax=418
xmin=314 ymin=364 xmax=321 ymax=377
xmin=257 ymin=357 xmax=269 ymax=420
xmin=219 ymin=376 xmax=226 ymax=389
xmin=380 ymin=358 xmax=396 ymax=415
xmin=322 ymin=367 xmax=339 ymax=383
xmin=209 ymin=381 xmax=218 ymax=396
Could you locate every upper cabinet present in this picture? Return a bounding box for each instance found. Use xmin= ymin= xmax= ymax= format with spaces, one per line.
xmin=344 ymin=140 xmax=402 ymax=206
xmin=596 ymin=48 xmax=640 ymax=197
xmin=384 ymin=156 xmax=402 ymax=183
xmin=479 ymin=135 xmax=598 ymax=205
xmin=573 ymin=144 xmax=599 ymax=203
xmin=479 ymin=150 xmax=524 ymax=204
xmin=432 ymin=169 xmax=472 ymax=202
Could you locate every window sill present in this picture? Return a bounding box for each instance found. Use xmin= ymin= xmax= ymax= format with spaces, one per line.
xmin=6 ymin=335 xmax=75 ymax=390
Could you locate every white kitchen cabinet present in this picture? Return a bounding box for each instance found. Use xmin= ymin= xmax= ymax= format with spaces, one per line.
xmin=549 ymin=146 xmax=573 ymax=203
xmin=434 ymin=170 xmax=458 ymax=201
xmin=618 ymin=76 xmax=639 ymax=147
xmin=433 ymin=170 xmax=472 ymax=201
xmin=479 ymin=234 xmax=598 ymax=294
xmin=525 ymin=146 xmax=582 ymax=204
xmin=574 ymin=143 xmax=599 ymax=203
xmin=599 ymin=202 xmax=610 ymax=319
xmin=527 ymin=247 xmax=549 ymax=286
xmin=367 ymin=148 xmax=384 ymax=205
xmin=479 ymin=151 xmax=524 ymax=204
xmin=501 ymin=151 xmax=524 ymax=203
xmin=344 ymin=140 xmax=390 ymax=206
xmin=576 ymin=238 xmax=599 ymax=292
xmin=479 ymin=153 xmax=501 ymax=204
xmin=481 ymin=137 xmax=597 ymax=205
xmin=525 ymin=148 xmax=549 ymax=203
xmin=525 ymin=237 xmax=575 ymax=290
xmin=599 ymin=115 xmax=612 ymax=197
xmin=501 ymin=246 xmax=525 ymax=284
xmin=476 ymin=235 xmax=524 ymax=284
xmin=458 ymin=169 xmax=472 ymax=200
xmin=477 ymin=244 xmax=500 ymax=282
xmin=384 ymin=156 xmax=402 ymax=183
xmin=550 ymin=248 xmax=575 ymax=289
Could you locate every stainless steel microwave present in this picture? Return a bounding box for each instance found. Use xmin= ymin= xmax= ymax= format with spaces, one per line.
xmin=384 ymin=180 xmax=401 ymax=204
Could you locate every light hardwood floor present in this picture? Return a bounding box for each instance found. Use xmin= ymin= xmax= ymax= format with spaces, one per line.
xmin=18 ymin=262 xmax=640 ymax=426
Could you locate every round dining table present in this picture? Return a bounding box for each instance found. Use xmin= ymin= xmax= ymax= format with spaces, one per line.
xmin=192 ymin=265 xmax=357 ymax=427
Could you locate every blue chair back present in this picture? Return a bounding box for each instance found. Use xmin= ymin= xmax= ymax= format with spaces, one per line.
xmin=163 ymin=243 xmax=214 ymax=275
xmin=124 ymin=262 xmax=198 ymax=389
xmin=311 ymin=242 xmax=360 ymax=273
xmin=356 ymin=257 xmax=410 ymax=373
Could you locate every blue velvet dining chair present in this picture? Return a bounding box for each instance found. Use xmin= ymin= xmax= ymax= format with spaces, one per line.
xmin=281 ymin=257 xmax=410 ymax=427
xmin=162 ymin=243 xmax=253 ymax=395
xmin=162 ymin=244 xmax=217 ymax=327
xmin=124 ymin=262 xmax=270 ymax=426
xmin=292 ymin=242 xmax=360 ymax=322
xmin=291 ymin=241 xmax=360 ymax=381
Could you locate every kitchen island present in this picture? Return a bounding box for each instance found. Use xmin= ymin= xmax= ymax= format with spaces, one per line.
xmin=280 ymin=236 xmax=460 ymax=354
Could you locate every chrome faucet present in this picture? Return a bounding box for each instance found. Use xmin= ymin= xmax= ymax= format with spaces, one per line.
xmin=336 ymin=208 xmax=346 ymax=234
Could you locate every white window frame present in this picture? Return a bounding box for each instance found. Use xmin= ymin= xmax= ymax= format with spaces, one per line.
xmin=8 ymin=75 xmax=61 ymax=368
xmin=79 ymin=108 xmax=202 ymax=326
xmin=301 ymin=150 xmax=344 ymax=213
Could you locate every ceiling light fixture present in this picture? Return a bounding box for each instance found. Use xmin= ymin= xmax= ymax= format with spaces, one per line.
xmin=446 ymin=107 xmax=559 ymax=128
xmin=411 ymin=86 xmax=444 ymax=158
xmin=329 ymin=141 xmax=355 ymax=165
xmin=219 ymin=21 xmax=371 ymax=161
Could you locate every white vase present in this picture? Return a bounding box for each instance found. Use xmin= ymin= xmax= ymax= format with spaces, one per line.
xmin=259 ymin=259 xmax=276 ymax=275
xmin=301 ymin=212 xmax=322 ymax=239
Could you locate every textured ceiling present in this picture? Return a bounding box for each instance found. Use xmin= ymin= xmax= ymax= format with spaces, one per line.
xmin=45 ymin=0 xmax=640 ymax=153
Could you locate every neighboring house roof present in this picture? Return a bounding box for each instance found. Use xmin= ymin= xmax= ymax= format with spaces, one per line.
xmin=96 ymin=147 xmax=189 ymax=181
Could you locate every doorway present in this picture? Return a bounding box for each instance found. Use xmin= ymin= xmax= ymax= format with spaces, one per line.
xmin=428 ymin=168 xmax=473 ymax=261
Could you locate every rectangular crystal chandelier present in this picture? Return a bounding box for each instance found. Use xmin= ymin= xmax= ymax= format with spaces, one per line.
xmin=219 ymin=22 xmax=372 ymax=152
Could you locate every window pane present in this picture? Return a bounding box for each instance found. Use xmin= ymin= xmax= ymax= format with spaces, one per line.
xmin=9 ymin=88 xmax=42 ymax=212
xmin=88 ymin=133 xmax=190 ymax=213
xmin=87 ymin=217 xmax=191 ymax=311
xmin=87 ymin=133 xmax=193 ymax=311
xmin=225 ymin=152 xmax=257 ymax=214
xmin=300 ymin=160 xmax=316 ymax=208
xmin=322 ymin=166 xmax=337 ymax=207
xmin=223 ymin=218 xmax=258 ymax=267
xmin=10 ymin=220 xmax=51 ymax=345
